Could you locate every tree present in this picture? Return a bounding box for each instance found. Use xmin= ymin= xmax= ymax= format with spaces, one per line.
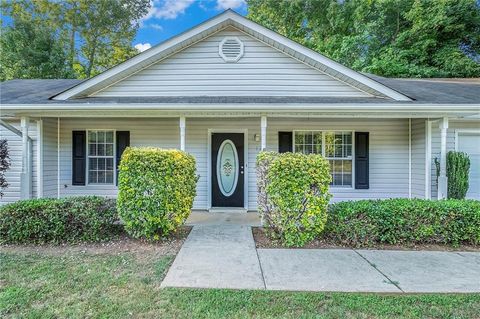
xmin=0 ymin=18 xmax=73 ymax=81
xmin=247 ymin=0 xmax=480 ymax=78
xmin=0 ymin=140 xmax=10 ymax=198
xmin=2 ymin=0 xmax=151 ymax=79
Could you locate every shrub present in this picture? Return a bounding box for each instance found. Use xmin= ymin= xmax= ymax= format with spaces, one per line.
xmin=0 ymin=196 xmax=118 ymax=244
xmin=326 ymin=199 xmax=480 ymax=247
xmin=434 ymin=151 xmax=471 ymax=199
xmin=447 ymin=151 xmax=470 ymax=199
xmin=117 ymin=147 xmax=198 ymax=240
xmin=257 ymin=151 xmax=331 ymax=247
xmin=0 ymin=139 xmax=10 ymax=198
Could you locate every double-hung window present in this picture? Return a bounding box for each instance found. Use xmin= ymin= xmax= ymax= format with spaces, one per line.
xmin=294 ymin=131 xmax=353 ymax=187
xmin=87 ymin=130 xmax=115 ymax=184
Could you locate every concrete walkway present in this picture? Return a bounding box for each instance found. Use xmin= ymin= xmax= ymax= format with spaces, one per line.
xmin=162 ymin=218 xmax=480 ymax=293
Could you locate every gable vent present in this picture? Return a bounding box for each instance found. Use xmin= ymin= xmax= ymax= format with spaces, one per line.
xmin=219 ymin=37 xmax=244 ymax=62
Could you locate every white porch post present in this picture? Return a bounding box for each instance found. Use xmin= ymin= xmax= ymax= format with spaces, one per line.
xmin=20 ymin=117 xmax=32 ymax=199
xmin=438 ymin=117 xmax=449 ymax=199
xmin=36 ymin=119 xmax=43 ymax=198
xmin=261 ymin=116 xmax=267 ymax=151
xmin=179 ymin=116 xmax=186 ymax=151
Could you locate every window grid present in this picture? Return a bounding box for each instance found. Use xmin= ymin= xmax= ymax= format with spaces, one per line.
xmin=87 ymin=130 xmax=115 ymax=185
xmin=294 ymin=131 xmax=353 ymax=187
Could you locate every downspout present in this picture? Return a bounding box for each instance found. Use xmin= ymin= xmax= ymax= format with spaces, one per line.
xmin=0 ymin=119 xmax=33 ymax=199
xmin=408 ymin=118 xmax=412 ymax=199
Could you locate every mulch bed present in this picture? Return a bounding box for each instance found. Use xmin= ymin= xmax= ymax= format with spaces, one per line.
xmin=0 ymin=226 xmax=192 ymax=257
xmin=252 ymin=227 xmax=480 ymax=251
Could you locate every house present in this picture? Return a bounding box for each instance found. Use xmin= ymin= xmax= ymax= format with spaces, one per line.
xmin=1 ymin=10 xmax=479 ymax=210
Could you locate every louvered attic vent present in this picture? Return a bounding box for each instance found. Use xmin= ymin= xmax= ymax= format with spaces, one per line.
xmin=219 ymin=37 xmax=244 ymax=62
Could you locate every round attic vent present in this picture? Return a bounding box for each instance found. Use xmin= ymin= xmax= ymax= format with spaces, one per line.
xmin=219 ymin=37 xmax=244 ymax=62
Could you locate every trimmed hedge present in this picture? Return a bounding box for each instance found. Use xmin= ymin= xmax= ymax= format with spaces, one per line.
xmin=257 ymin=151 xmax=331 ymax=247
xmin=117 ymin=147 xmax=198 ymax=240
xmin=326 ymin=199 xmax=480 ymax=247
xmin=0 ymin=196 xmax=118 ymax=244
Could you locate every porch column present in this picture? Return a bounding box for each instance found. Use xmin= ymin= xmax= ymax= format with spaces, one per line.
xmin=179 ymin=116 xmax=186 ymax=151
xmin=438 ymin=117 xmax=449 ymax=199
xmin=261 ymin=116 xmax=267 ymax=151
xmin=20 ymin=117 xmax=32 ymax=199
xmin=36 ymin=119 xmax=43 ymax=198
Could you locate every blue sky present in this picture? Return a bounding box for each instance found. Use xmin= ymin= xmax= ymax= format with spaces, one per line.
xmin=134 ymin=0 xmax=247 ymax=51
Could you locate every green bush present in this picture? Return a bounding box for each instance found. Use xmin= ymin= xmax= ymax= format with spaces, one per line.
xmin=117 ymin=147 xmax=198 ymax=240
xmin=326 ymin=199 xmax=480 ymax=247
xmin=0 ymin=196 xmax=118 ymax=244
xmin=257 ymin=151 xmax=331 ymax=247
xmin=447 ymin=151 xmax=470 ymax=199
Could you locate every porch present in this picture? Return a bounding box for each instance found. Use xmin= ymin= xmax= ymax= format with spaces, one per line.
xmin=3 ymin=113 xmax=473 ymax=207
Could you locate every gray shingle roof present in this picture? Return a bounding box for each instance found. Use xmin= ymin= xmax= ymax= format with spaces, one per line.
xmin=1 ymin=77 xmax=479 ymax=105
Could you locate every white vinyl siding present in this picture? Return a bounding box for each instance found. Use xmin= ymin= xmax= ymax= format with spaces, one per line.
xmin=93 ymin=27 xmax=370 ymax=98
xmin=268 ymin=118 xmax=411 ymax=202
xmin=10 ymin=117 xmax=473 ymax=208
xmin=42 ymin=118 xmax=58 ymax=198
xmin=57 ymin=118 xmax=179 ymax=199
xmin=411 ymin=119 xmax=426 ymax=198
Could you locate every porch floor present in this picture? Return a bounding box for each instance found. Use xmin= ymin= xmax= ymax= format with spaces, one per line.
xmin=162 ymin=224 xmax=480 ymax=292
xmin=186 ymin=211 xmax=261 ymax=226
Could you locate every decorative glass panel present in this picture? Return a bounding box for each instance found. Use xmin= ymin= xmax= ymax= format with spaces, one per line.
xmin=216 ymin=140 xmax=239 ymax=197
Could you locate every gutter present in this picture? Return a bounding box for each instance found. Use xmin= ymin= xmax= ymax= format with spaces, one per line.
xmin=1 ymin=103 xmax=479 ymax=112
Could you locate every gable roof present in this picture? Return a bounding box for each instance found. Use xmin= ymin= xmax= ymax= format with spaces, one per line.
xmin=52 ymin=10 xmax=411 ymax=101
xmin=2 ymin=77 xmax=479 ymax=105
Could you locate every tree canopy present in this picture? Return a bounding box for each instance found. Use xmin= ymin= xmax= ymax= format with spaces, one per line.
xmin=1 ymin=0 xmax=150 ymax=80
xmin=247 ymin=0 xmax=480 ymax=78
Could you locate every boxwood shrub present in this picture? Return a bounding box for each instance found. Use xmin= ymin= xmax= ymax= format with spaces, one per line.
xmin=0 ymin=196 xmax=118 ymax=244
xmin=117 ymin=147 xmax=198 ymax=240
xmin=257 ymin=151 xmax=331 ymax=247
xmin=326 ymin=199 xmax=480 ymax=247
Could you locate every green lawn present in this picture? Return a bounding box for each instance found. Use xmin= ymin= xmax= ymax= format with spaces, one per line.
xmin=1 ymin=250 xmax=479 ymax=319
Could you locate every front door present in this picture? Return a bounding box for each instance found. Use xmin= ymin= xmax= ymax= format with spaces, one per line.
xmin=211 ymin=133 xmax=244 ymax=207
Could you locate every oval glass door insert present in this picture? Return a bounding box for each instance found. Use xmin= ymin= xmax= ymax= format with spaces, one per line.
xmin=216 ymin=139 xmax=239 ymax=197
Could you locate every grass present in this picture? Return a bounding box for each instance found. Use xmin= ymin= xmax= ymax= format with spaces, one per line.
xmin=1 ymin=250 xmax=480 ymax=319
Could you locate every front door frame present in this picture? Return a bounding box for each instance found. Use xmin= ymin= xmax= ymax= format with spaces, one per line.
xmin=207 ymin=129 xmax=248 ymax=210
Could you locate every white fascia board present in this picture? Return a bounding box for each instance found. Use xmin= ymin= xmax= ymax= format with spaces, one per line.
xmin=54 ymin=10 xmax=411 ymax=102
xmin=2 ymin=103 xmax=479 ymax=113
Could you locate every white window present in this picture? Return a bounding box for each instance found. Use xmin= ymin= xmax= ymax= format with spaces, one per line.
xmin=294 ymin=131 xmax=353 ymax=187
xmin=87 ymin=130 xmax=115 ymax=184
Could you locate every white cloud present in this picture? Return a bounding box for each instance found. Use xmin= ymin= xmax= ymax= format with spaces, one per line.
xmin=149 ymin=23 xmax=163 ymax=31
xmin=134 ymin=43 xmax=152 ymax=52
xmin=142 ymin=0 xmax=195 ymax=22
xmin=216 ymin=0 xmax=246 ymax=10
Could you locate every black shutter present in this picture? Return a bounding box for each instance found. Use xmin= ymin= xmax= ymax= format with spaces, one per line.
xmin=72 ymin=131 xmax=86 ymax=185
xmin=355 ymin=132 xmax=369 ymax=189
xmin=116 ymin=131 xmax=130 ymax=185
xmin=278 ymin=132 xmax=293 ymax=153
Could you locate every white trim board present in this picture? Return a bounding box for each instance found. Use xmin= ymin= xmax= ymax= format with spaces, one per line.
xmin=454 ymin=129 xmax=480 ymax=151
xmin=52 ymin=10 xmax=411 ymax=101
